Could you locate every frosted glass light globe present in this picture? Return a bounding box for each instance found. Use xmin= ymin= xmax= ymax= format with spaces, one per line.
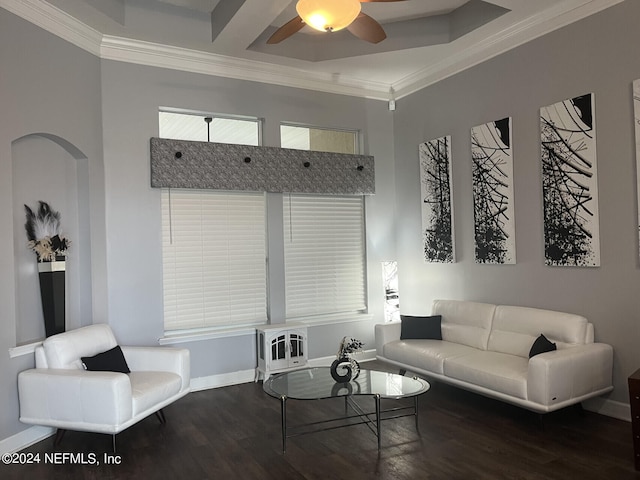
xmin=296 ymin=0 xmax=362 ymax=33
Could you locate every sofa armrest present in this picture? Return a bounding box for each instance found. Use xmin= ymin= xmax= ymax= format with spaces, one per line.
xmin=18 ymin=369 xmax=132 ymax=426
xmin=527 ymin=343 xmax=613 ymax=406
xmin=375 ymin=322 xmax=402 ymax=356
xmin=121 ymin=346 xmax=190 ymax=391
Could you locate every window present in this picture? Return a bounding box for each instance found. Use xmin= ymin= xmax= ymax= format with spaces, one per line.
xmin=160 ymin=111 xmax=260 ymax=144
xmin=160 ymin=111 xmax=266 ymax=332
xmin=281 ymin=124 xmax=357 ymax=154
xmin=281 ymin=125 xmax=367 ymax=320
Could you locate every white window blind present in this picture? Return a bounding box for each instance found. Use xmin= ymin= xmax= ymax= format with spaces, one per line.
xmin=283 ymin=195 xmax=366 ymax=319
xmin=162 ymin=189 xmax=267 ymax=331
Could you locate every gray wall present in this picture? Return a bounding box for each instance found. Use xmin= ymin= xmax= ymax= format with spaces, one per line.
xmin=1 ymin=7 xmax=395 ymax=442
xmin=99 ymin=59 xmax=395 ymax=376
xmin=393 ymin=0 xmax=640 ymax=404
xmin=0 ymin=9 xmax=105 ymax=442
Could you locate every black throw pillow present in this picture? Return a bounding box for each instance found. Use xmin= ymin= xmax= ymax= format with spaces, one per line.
xmin=529 ymin=334 xmax=557 ymax=358
xmin=400 ymin=315 xmax=442 ymax=340
xmin=81 ymin=345 xmax=130 ymax=373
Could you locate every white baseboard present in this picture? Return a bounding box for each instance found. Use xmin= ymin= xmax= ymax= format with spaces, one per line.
xmin=0 ymin=425 xmax=54 ymax=455
xmin=189 ymin=368 xmax=257 ymax=391
xmin=584 ymin=397 xmax=630 ymax=422
xmin=190 ymin=349 xmax=378 ymax=391
xmin=308 ymin=349 xmax=377 ymax=367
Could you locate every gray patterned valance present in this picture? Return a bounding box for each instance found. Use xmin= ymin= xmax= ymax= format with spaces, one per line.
xmin=150 ymin=138 xmax=375 ymax=195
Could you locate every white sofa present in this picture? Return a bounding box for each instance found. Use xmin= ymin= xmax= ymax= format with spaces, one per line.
xmin=375 ymin=300 xmax=613 ymax=413
xmin=18 ymin=324 xmax=190 ymax=447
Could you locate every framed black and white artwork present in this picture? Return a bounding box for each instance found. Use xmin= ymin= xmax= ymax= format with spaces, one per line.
xmin=634 ymin=79 xmax=640 ymax=258
xmin=540 ymin=93 xmax=600 ymax=267
xmin=382 ymin=261 xmax=399 ymax=322
xmin=419 ymin=136 xmax=455 ymax=263
xmin=471 ymin=117 xmax=516 ymax=264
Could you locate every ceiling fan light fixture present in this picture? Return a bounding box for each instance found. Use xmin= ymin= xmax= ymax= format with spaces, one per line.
xmin=296 ymin=0 xmax=362 ymax=33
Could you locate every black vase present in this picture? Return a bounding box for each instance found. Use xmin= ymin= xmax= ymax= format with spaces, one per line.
xmin=330 ymin=357 xmax=360 ymax=383
xmin=38 ymin=260 xmax=66 ymax=337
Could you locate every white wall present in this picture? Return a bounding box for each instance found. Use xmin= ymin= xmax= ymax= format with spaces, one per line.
xmin=393 ymin=0 xmax=640 ymax=405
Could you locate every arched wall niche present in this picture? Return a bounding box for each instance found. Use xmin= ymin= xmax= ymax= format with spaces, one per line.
xmin=11 ymin=133 xmax=93 ymax=346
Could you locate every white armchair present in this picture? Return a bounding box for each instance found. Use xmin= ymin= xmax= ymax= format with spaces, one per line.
xmin=18 ymin=324 xmax=190 ymax=450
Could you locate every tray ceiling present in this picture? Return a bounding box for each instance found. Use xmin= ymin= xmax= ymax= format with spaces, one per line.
xmin=3 ymin=0 xmax=625 ymax=100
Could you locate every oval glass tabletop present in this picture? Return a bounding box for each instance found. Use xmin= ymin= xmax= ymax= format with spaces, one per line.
xmin=263 ymin=367 xmax=429 ymax=400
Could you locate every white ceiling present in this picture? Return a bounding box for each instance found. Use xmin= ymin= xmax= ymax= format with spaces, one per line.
xmin=2 ymin=0 xmax=625 ymax=100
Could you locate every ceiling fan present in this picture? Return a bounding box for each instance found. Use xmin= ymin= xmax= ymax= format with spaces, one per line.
xmin=267 ymin=0 xmax=407 ymax=45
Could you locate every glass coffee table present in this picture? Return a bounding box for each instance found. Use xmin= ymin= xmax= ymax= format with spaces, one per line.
xmin=263 ymin=367 xmax=430 ymax=453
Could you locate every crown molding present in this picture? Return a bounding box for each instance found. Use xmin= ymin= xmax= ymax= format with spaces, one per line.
xmin=393 ymin=0 xmax=626 ymax=99
xmin=100 ymin=35 xmax=391 ymax=101
xmin=0 ymin=0 xmax=389 ymax=100
xmin=1 ymin=0 xmax=627 ymax=102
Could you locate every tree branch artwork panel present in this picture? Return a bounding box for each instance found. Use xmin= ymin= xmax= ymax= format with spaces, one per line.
xmin=633 ymin=79 xmax=640 ymax=258
xmin=419 ymin=136 xmax=454 ymax=263
xmin=471 ymin=117 xmax=516 ymax=264
xmin=540 ymin=93 xmax=600 ymax=267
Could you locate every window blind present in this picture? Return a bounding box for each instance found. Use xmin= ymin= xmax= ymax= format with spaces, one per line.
xmin=283 ymin=195 xmax=366 ymax=319
xmin=162 ymin=189 xmax=267 ymax=331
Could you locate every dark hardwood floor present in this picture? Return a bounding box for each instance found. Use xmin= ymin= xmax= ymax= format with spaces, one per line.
xmin=3 ymin=360 xmax=638 ymax=479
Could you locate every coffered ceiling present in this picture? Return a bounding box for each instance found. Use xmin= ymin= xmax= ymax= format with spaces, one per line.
xmin=2 ymin=0 xmax=624 ymax=100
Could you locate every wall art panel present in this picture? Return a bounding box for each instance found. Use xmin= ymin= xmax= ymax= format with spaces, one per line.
xmin=471 ymin=117 xmax=516 ymax=264
xmin=634 ymin=79 xmax=640 ymax=258
xmin=419 ymin=136 xmax=455 ymax=263
xmin=540 ymin=93 xmax=600 ymax=267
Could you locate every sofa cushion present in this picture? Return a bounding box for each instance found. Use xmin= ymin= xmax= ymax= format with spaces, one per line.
xmin=82 ymin=346 xmax=131 ymax=374
xmin=400 ymin=315 xmax=442 ymax=340
xmin=384 ymin=340 xmax=479 ymax=375
xmin=488 ymin=306 xmax=588 ymax=358
xmin=529 ymin=334 xmax=557 ymax=358
xmin=129 ymin=371 xmax=182 ymax=416
xmin=43 ymin=324 xmax=118 ymax=369
xmin=432 ymin=300 xmax=496 ymax=350
xmin=443 ymin=351 xmax=528 ymax=399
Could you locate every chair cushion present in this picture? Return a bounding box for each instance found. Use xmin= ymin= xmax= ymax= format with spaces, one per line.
xmin=432 ymin=299 xmax=496 ymax=350
xmin=384 ymin=339 xmax=479 ymax=375
xmin=443 ymin=351 xmax=528 ymax=399
xmin=82 ymin=346 xmax=131 ymax=373
xmin=488 ymin=306 xmax=588 ymax=357
xmin=129 ymin=371 xmax=182 ymax=416
xmin=43 ymin=324 xmax=118 ymax=369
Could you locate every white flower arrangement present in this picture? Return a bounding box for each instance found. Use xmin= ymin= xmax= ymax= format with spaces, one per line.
xmin=337 ymin=336 xmax=364 ymax=359
xmin=24 ymin=201 xmax=71 ymax=262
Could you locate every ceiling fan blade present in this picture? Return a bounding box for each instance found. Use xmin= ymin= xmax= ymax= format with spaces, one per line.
xmin=267 ymin=16 xmax=305 ymax=44
xmin=347 ymin=13 xmax=386 ymax=44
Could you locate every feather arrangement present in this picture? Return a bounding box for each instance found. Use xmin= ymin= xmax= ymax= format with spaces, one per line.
xmin=24 ymin=201 xmax=71 ymax=262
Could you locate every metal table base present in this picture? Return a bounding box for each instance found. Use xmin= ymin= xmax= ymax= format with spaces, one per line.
xmin=278 ymin=393 xmax=421 ymax=453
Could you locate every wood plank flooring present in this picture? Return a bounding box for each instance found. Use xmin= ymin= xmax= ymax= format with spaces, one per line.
xmin=3 ymin=360 xmax=638 ymax=479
